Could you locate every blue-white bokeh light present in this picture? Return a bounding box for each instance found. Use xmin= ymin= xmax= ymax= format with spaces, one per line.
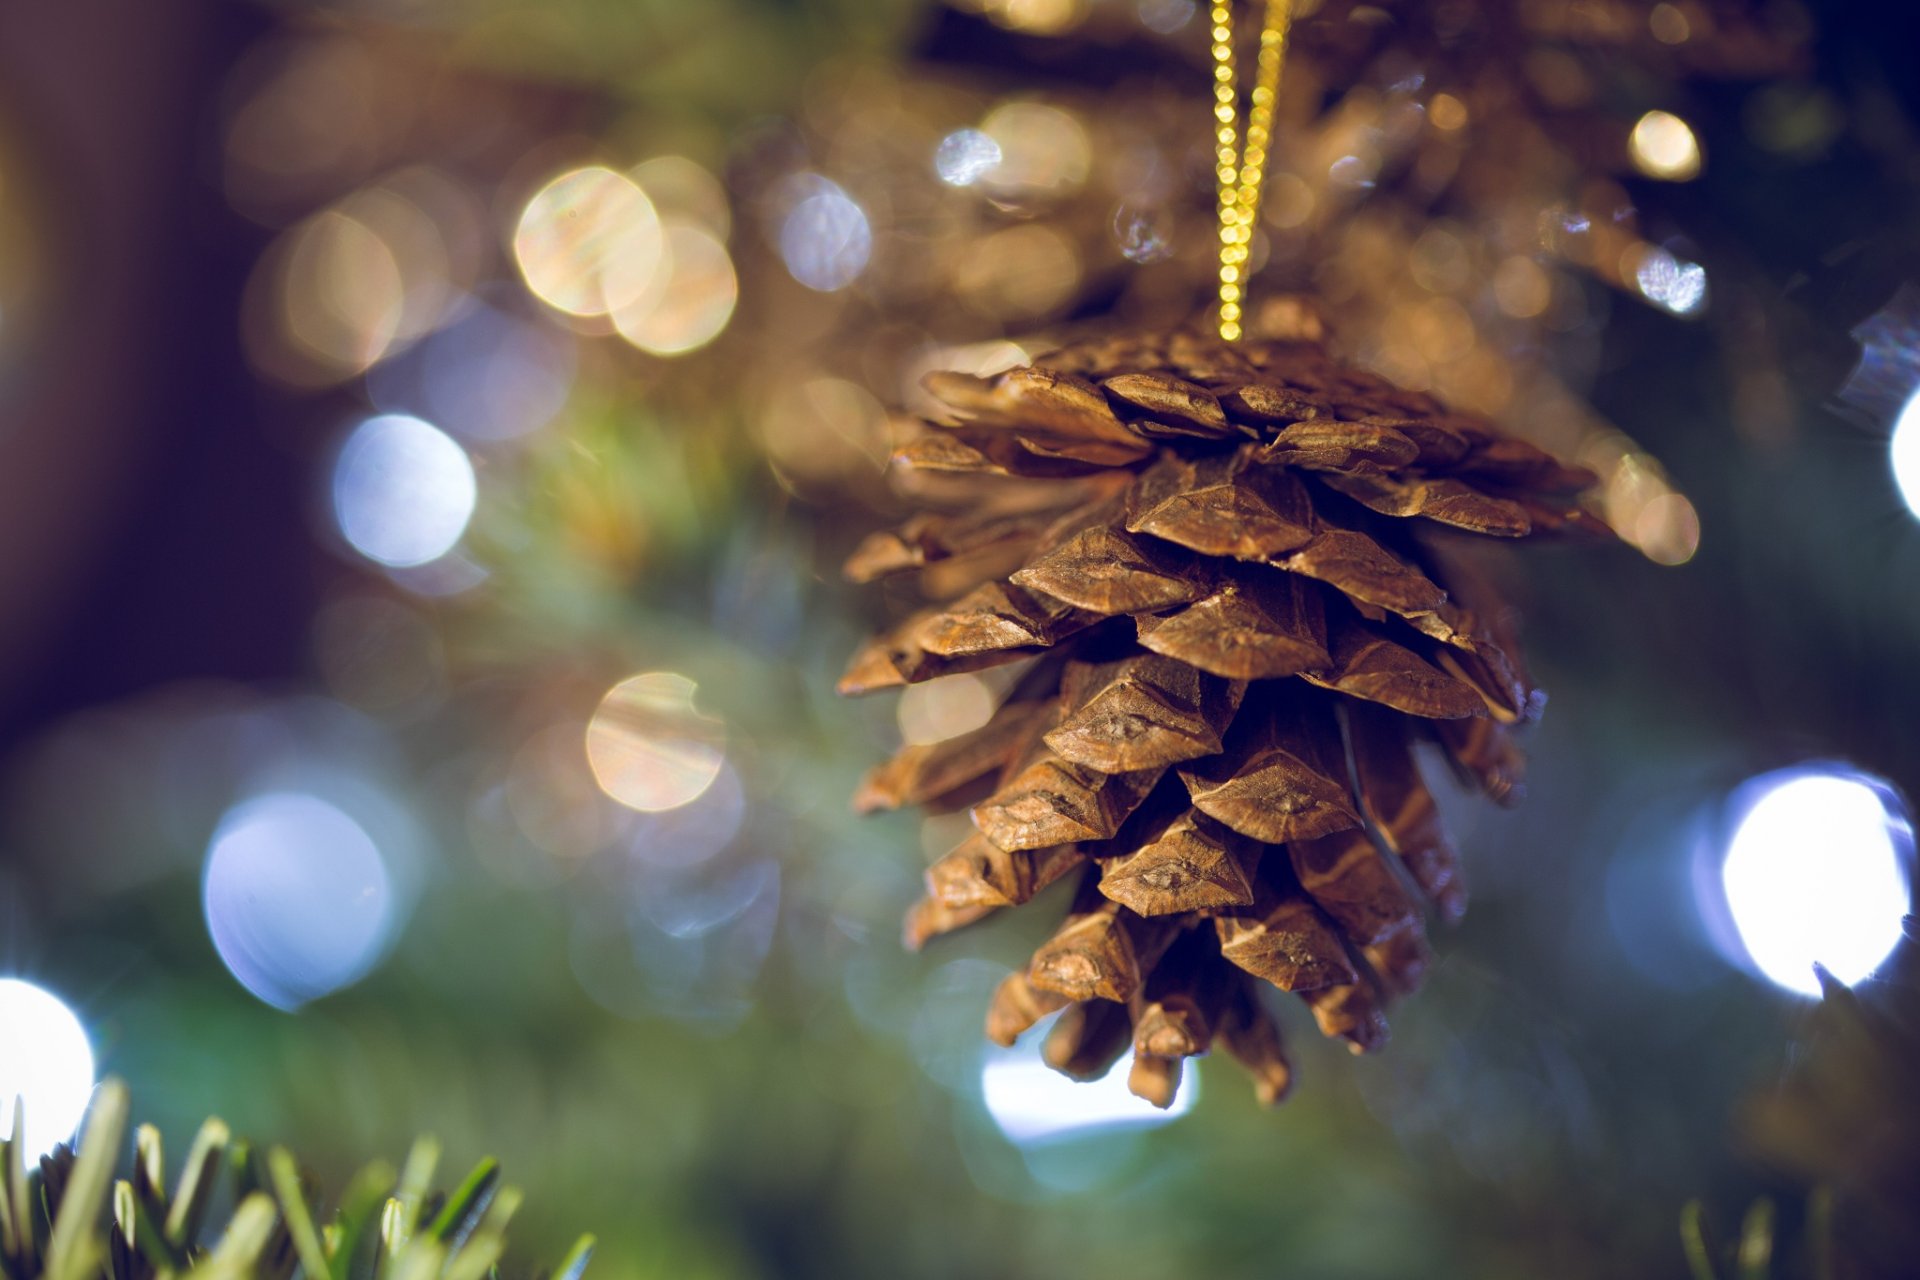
xmin=0 ymin=979 xmax=96 ymax=1157
xmin=203 ymin=792 xmax=397 ymax=1010
xmin=332 ymin=414 xmax=477 ymax=568
xmin=1635 ymin=247 xmax=1709 ymax=316
xmin=1717 ymin=767 xmax=1913 ymax=996
xmin=981 ymin=1036 xmax=1195 ymax=1145
xmin=934 ymin=129 xmax=1001 ymax=187
xmin=776 ymin=175 xmax=871 ymax=293
xmin=1891 ymin=387 xmax=1920 ymax=521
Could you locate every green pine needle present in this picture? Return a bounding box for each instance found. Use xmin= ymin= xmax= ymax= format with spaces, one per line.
xmin=0 ymin=1083 xmax=586 ymax=1280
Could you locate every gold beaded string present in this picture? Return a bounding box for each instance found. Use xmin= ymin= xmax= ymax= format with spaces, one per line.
xmin=1211 ymin=0 xmax=1292 ymax=342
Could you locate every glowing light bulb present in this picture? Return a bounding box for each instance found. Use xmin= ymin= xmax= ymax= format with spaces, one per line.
xmin=1717 ymin=767 xmax=1912 ymax=996
xmin=0 ymin=979 xmax=97 ymax=1157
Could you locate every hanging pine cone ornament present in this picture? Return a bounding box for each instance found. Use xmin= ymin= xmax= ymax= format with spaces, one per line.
xmin=840 ymin=316 xmax=1615 ymax=1108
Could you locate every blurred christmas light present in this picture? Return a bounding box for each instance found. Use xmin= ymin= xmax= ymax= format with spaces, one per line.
xmin=628 ymin=760 xmax=746 ymax=869
xmin=1649 ymin=3 xmax=1692 ymax=44
xmin=630 ymin=155 xmax=732 ymax=238
xmin=955 ymin=225 xmax=1082 ymax=319
xmin=1715 ymin=767 xmax=1913 ymax=996
xmin=1629 ymin=110 xmax=1702 ymax=180
xmin=981 ymin=0 xmax=1085 ymax=34
xmin=1631 ymin=245 xmax=1708 ymax=315
xmin=585 ymin=673 xmax=727 ymax=813
xmin=0 ymin=979 xmax=95 ymax=1157
xmin=756 ymin=376 xmax=891 ymax=499
xmin=1589 ymin=443 xmax=1700 ymax=565
xmin=611 ymin=224 xmax=738 ymax=356
xmin=981 ymin=1031 xmax=1195 ymax=1145
xmin=935 ymin=128 xmax=1001 ymax=187
xmin=367 ymin=294 xmax=576 ymax=443
xmin=1891 ymin=386 xmax=1920 ymax=521
xmin=776 ymin=174 xmax=871 ymax=292
xmin=1136 ymin=0 xmax=1196 ymax=35
xmin=1428 ymin=92 xmax=1469 ymax=132
xmin=203 ymin=792 xmax=397 ymax=1010
xmin=1112 ymin=203 xmax=1174 ymax=264
xmin=514 ymin=166 xmax=664 ymax=318
xmin=505 ymin=723 xmax=631 ymax=864
xmin=979 ymin=102 xmax=1091 ymax=203
xmin=1492 ymin=256 xmax=1552 ymax=319
xmin=272 ymin=210 xmax=405 ymax=378
xmin=332 ymin=414 xmax=477 ymax=568
xmin=896 ymin=674 xmax=995 ymax=746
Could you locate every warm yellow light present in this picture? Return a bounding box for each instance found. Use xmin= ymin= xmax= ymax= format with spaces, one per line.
xmin=585 ymin=673 xmax=726 ymax=813
xmin=612 ymin=225 xmax=738 ymax=357
xmin=1428 ymin=93 xmax=1469 ymax=132
xmin=279 ymin=210 xmax=403 ymax=376
xmin=513 ymin=166 xmax=663 ymax=318
xmin=979 ymin=102 xmax=1092 ymax=201
xmin=1492 ymin=255 xmax=1552 ymax=318
xmin=1630 ymin=110 xmax=1702 ymax=181
xmin=983 ymin=0 xmax=1085 ymax=34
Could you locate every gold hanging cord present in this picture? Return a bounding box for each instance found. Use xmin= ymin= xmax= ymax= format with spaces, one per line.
xmin=1211 ymin=0 xmax=1293 ymax=342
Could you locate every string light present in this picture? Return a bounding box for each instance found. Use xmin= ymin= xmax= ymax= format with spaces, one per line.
xmin=1210 ymin=0 xmax=1292 ymax=341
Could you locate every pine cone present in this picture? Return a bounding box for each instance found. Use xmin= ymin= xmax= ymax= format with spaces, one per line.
xmin=842 ymin=325 xmax=1612 ymax=1107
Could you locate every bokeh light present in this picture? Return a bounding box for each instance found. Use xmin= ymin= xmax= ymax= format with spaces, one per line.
xmin=776 ymin=174 xmax=871 ymax=292
xmin=332 ymin=413 xmax=477 ymax=568
xmin=1632 ymin=245 xmax=1708 ymax=316
xmin=981 ymin=1030 xmax=1196 ymax=1144
xmin=1112 ymin=203 xmax=1174 ymax=264
xmin=955 ymin=225 xmax=1082 ymax=319
xmin=935 ymin=128 xmax=1002 ymax=187
xmin=896 ymin=674 xmax=995 ymax=746
xmin=514 ymin=166 xmax=664 ymax=318
xmin=611 ymin=224 xmax=738 ymax=356
xmin=1715 ymin=767 xmax=1913 ymax=996
xmin=631 ymin=155 xmax=732 ymax=239
xmin=978 ymin=102 xmax=1091 ymax=203
xmin=367 ymin=294 xmax=577 ymax=442
xmin=1629 ymin=110 xmax=1702 ymax=180
xmin=203 ymin=792 xmax=397 ymax=1010
xmin=585 ymin=673 xmax=727 ymax=813
xmin=271 ymin=210 xmax=404 ymax=377
xmin=980 ymin=0 xmax=1086 ymax=33
xmin=1890 ymin=386 xmax=1920 ymax=520
xmin=1137 ymin=0 xmax=1197 ymax=35
xmin=0 ymin=979 xmax=96 ymax=1157
xmin=755 ymin=375 xmax=891 ymax=499
xmin=628 ymin=759 xmax=746 ymax=869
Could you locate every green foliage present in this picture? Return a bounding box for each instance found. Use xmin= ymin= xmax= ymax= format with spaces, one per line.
xmin=0 ymin=1082 xmax=591 ymax=1280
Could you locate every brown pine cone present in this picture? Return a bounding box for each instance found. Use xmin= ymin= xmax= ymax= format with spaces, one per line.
xmin=842 ymin=325 xmax=1613 ymax=1107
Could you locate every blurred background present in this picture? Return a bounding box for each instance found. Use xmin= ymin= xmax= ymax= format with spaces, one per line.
xmin=1 ymin=0 xmax=1917 ymax=1276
